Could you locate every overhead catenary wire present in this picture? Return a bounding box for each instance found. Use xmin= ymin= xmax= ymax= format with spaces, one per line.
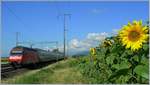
xmin=16 ymin=32 xmax=20 ymax=46
xmin=5 ymin=5 xmax=29 ymax=29
xmin=5 ymin=5 xmax=34 ymax=47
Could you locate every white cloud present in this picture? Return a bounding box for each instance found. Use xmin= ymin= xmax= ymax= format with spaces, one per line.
xmin=70 ymin=39 xmax=80 ymax=49
xmin=87 ymin=32 xmax=108 ymax=41
xmin=58 ymin=32 xmax=108 ymax=55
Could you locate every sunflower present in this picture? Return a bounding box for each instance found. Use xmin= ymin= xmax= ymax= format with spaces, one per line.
xmin=90 ymin=48 xmax=96 ymax=55
xmin=103 ymin=39 xmax=112 ymax=47
xmin=90 ymin=48 xmax=96 ymax=61
xmin=119 ymin=20 xmax=149 ymax=51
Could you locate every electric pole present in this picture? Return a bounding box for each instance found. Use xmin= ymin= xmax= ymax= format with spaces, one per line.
xmin=63 ymin=14 xmax=71 ymax=59
xmin=56 ymin=41 xmax=58 ymax=62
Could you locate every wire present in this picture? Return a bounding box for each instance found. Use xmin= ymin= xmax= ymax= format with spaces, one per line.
xmin=5 ymin=5 xmax=29 ymax=29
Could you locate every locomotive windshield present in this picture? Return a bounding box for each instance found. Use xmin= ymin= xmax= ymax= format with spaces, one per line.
xmin=10 ymin=50 xmax=23 ymax=55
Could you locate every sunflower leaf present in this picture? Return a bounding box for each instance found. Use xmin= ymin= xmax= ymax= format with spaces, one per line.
xmin=106 ymin=54 xmax=116 ymax=65
xmin=141 ymin=56 xmax=149 ymax=66
xmin=143 ymin=44 xmax=149 ymax=51
xmin=112 ymin=64 xmax=120 ymax=70
xmin=132 ymin=55 xmax=139 ymax=62
xmin=134 ymin=65 xmax=149 ymax=79
xmin=127 ymin=50 xmax=133 ymax=55
xmin=108 ymin=68 xmax=129 ymax=81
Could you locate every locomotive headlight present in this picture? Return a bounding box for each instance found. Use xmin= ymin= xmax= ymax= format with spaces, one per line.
xmin=9 ymin=55 xmax=22 ymax=63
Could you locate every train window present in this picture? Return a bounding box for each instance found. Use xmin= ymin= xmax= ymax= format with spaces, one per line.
xmin=11 ymin=50 xmax=23 ymax=55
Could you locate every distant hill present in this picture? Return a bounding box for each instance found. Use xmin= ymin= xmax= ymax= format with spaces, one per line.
xmin=76 ymin=51 xmax=89 ymax=55
xmin=72 ymin=51 xmax=89 ymax=58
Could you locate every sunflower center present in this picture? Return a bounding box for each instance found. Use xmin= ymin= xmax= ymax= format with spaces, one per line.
xmin=128 ymin=31 xmax=140 ymax=42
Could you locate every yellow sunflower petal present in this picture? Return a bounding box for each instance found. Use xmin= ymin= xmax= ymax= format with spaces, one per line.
xmin=118 ymin=20 xmax=149 ymax=51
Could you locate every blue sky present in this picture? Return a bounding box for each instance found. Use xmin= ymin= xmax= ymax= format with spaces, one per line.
xmin=2 ymin=1 xmax=149 ymax=57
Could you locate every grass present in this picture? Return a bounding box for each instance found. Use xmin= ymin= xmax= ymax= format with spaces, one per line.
xmin=1 ymin=57 xmax=9 ymax=64
xmin=1 ymin=58 xmax=89 ymax=84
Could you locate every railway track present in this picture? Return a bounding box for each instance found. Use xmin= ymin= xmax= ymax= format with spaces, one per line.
xmin=1 ymin=60 xmax=60 ymax=79
xmin=1 ymin=63 xmax=14 ymax=78
xmin=1 ymin=64 xmax=14 ymax=73
xmin=1 ymin=63 xmax=11 ymax=68
xmin=1 ymin=63 xmax=24 ymax=79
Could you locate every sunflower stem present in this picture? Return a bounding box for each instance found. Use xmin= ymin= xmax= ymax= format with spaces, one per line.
xmin=138 ymin=52 xmax=142 ymax=83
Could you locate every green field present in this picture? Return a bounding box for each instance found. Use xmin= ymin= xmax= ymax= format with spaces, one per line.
xmin=1 ymin=57 xmax=9 ymax=64
xmin=1 ymin=58 xmax=89 ymax=84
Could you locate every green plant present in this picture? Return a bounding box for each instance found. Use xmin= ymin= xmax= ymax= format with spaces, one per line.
xmin=78 ymin=21 xmax=149 ymax=83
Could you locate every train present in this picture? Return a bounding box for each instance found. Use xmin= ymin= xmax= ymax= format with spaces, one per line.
xmin=8 ymin=46 xmax=64 ymax=68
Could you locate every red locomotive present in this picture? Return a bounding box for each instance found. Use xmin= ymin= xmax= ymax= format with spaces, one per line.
xmin=8 ymin=46 xmax=63 ymax=68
